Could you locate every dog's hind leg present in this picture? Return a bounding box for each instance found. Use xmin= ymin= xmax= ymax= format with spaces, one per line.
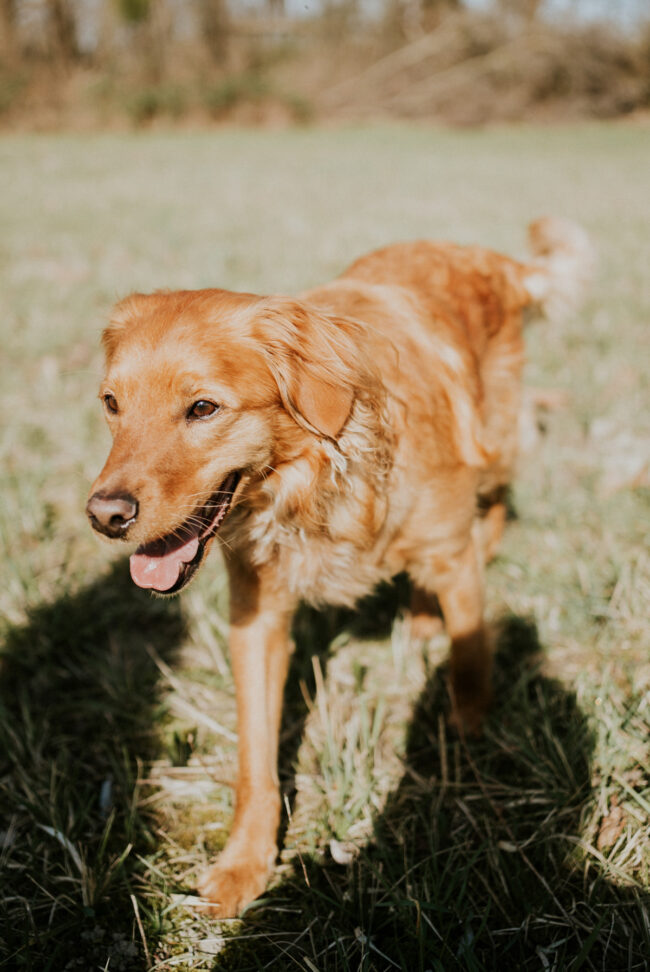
xmin=413 ymin=535 xmax=492 ymax=735
xmin=477 ymin=484 xmax=509 ymax=564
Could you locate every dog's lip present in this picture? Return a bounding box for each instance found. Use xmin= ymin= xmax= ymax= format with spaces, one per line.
xmin=129 ymin=471 xmax=241 ymax=594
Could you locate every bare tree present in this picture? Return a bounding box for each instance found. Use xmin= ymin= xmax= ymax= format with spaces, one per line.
xmin=198 ymin=0 xmax=229 ymax=63
xmin=45 ymin=0 xmax=79 ymax=63
xmin=497 ymin=0 xmax=545 ymax=24
xmin=397 ymin=0 xmax=461 ymax=40
xmin=0 ymin=0 xmax=17 ymax=61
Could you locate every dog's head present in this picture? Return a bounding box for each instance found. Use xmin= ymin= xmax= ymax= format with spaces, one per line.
xmin=87 ymin=289 xmax=373 ymax=594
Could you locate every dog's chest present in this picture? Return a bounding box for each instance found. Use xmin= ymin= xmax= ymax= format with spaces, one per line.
xmin=278 ymin=532 xmax=392 ymax=607
xmin=227 ymin=495 xmax=393 ymax=609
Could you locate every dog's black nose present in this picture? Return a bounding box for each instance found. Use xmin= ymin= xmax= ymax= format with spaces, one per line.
xmin=86 ymin=492 xmax=138 ymax=539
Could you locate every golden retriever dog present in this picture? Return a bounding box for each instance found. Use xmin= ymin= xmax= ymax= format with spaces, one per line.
xmin=87 ymin=218 xmax=592 ymax=917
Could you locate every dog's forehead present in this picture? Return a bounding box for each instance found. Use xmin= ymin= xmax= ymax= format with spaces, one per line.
xmin=103 ymin=306 xmax=274 ymax=405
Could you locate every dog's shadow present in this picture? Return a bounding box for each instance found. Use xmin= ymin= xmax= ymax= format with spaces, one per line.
xmin=217 ymin=601 xmax=648 ymax=971
xmin=2 ymin=568 xmax=646 ymax=970
xmin=0 ymin=560 xmax=185 ymax=970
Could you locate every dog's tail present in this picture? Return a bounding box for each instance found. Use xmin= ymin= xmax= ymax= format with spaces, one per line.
xmin=522 ymin=217 xmax=595 ymax=322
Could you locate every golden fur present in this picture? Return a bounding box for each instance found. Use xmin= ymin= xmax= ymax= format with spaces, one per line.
xmin=87 ymin=217 xmax=592 ymax=916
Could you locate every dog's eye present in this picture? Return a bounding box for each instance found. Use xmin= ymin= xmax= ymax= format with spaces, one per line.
xmin=103 ymin=394 xmax=118 ymax=414
xmin=188 ymin=400 xmax=219 ymax=420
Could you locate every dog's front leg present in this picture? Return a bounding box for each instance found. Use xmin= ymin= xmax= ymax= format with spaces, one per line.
xmin=198 ymin=555 xmax=294 ymax=917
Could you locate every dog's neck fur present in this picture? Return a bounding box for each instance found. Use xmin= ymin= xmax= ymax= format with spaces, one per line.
xmin=221 ymin=395 xmax=397 ymax=607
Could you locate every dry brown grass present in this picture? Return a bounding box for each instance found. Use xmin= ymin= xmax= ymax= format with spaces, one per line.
xmin=1 ymin=9 xmax=649 ymax=130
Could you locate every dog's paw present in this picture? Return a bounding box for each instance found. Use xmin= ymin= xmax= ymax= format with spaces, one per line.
xmin=197 ymin=851 xmax=275 ymax=918
xmin=449 ymin=684 xmax=492 ymax=737
xmin=449 ymin=701 xmax=486 ymax=737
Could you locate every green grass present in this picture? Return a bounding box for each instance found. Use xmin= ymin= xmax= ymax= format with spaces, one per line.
xmin=0 ymin=124 xmax=649 ymax=970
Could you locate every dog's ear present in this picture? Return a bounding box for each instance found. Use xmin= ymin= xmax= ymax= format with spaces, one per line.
xmin=102 ymin=294 xmax=151 ymax=364
xmin=256 ymin=298 xmax=370 ymax=440
xmin=285 ymin=365 xmax=353 ymax=440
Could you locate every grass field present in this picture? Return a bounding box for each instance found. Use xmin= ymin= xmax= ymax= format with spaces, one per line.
xmin=0 ymin=124 xmax=649 ymax=971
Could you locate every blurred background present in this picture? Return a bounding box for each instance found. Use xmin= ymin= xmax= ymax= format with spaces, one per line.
xmin=1 ymin=0 xmax=649 ymax=128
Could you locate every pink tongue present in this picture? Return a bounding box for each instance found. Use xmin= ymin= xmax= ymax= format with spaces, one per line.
xmin=130 ymin=536 xmax=200 ymax=592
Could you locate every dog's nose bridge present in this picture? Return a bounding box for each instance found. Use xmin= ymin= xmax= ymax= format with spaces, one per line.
xmin=86 ymin=491 xmax=138 ymax=538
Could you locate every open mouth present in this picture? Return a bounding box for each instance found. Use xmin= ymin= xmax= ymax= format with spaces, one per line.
xmin=129 ymin=471 xmax=240 ymax=595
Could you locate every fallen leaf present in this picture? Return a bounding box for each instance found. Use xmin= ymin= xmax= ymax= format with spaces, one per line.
xmin=597 ymin=795 xmax=625 ymax=851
